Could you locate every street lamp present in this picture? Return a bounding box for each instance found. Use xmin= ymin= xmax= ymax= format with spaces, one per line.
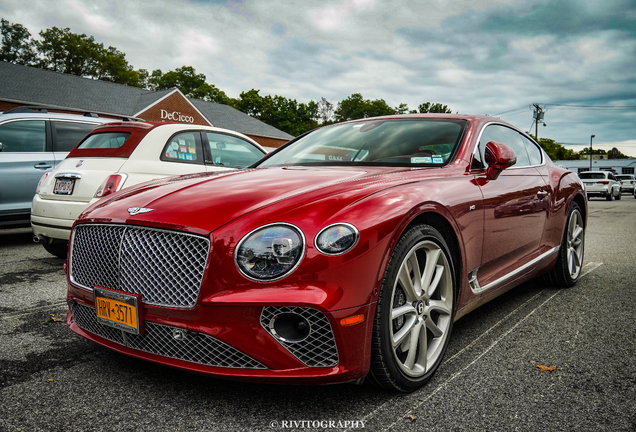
xmin=589 ymin=134 xmax=596 ymax=171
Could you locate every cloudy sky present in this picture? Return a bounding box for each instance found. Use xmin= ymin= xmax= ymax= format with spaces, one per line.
xmin=2 ymin=0 xmax=635 ymax=156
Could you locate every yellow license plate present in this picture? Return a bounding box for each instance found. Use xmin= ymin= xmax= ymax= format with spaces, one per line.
xmin=94 ymin=287 xmax=140 ymax=334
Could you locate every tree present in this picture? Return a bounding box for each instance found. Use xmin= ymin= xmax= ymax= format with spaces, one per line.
xmin=418 ymin=102 xmax=452 ymax=114
xmin=317 ymin=97 xmax=334 ymax=124
xmin=148 ymin=66 xmax=230 ymax=103
xmin=231 ymin=89 xmax=320 ymax=136
xmin=333 ymin=93 xmax=396 ymax=122
xmin=36 ymin=26 xmax=101 ymax=76
xmin=536 ymin=137 xmax=578 ymax=161
xmin=0 ymin=18 xmax=36 ymax=65
xmin=34 ymin=26 xmax=146 ymax=87
xmin=93 ymin=46 xmax=147 ymax=87
xmin=395 ymin=103 xmax=410 ymax=115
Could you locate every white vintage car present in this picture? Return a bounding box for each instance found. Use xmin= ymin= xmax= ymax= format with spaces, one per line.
xmin=32 ymin=122 xmax=267 ymax=257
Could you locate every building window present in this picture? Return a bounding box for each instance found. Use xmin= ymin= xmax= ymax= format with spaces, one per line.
xmin=622 ymin=167 xmax=635 ymax=174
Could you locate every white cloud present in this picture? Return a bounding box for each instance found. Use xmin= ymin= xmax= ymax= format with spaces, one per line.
xmin=0 ymin=0 xmax=634 ymax=154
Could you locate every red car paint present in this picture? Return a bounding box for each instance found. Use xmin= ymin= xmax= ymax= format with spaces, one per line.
xmin=66 ymin=114 xmax=586 ymax=384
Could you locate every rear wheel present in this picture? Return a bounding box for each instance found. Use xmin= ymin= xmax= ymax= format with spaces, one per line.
xmin=370 ymin=225 xmax=456 ymax=392
xmin=544 ymin=202 xmax=584 ymax=287
xmin=42 ymin=241 xmax=68 ymax=259
xmin=606 ymin=192 xmax=613 ymax=201
xmin=616 ymin=189 xmax=622 ymax=200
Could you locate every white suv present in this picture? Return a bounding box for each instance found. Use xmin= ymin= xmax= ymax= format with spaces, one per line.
xmin=615 ymin=174 xmax=635 ymax=194
xmin=579 ymin=171 xmax=621 ymax=201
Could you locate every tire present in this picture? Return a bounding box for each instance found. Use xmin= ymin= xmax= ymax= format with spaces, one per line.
xmin=616 ymin=190 xmax=621 ymax=200
xmin=369 ymin=224 xmax=456 ymax=392
xmin=606 ymin=192 xmax=613 ymax=201
xmin=42 ymin=241 xmax=68 ymax=259
xmin=543 ymin=202 xmax=584 ymax=287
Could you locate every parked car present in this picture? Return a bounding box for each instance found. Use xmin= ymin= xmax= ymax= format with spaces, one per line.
xmin=32 ymin=121 xmax=266 ymax=257
xmin=579 ymin=171 xmax=621 ymax=201
xmin=66 ymin=114 xmax=586 ymax=392
xmin=0 ymin=106 xmax=117 ymax=228
xmin=615 ymin=174 xmax=635 ymax=194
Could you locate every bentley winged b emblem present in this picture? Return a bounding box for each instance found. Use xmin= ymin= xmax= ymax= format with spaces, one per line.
xmin=127 ymin=207 xmax=154 ymax=216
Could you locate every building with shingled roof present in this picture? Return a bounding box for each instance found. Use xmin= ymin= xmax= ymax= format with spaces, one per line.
xmin=0 ymin=61 xmax=293 ymax=148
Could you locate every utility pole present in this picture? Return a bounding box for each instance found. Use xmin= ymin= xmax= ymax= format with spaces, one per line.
xmin=533 ymin=103 xmax=544 ymax=140
xmin=589 ymin=134 xmax=595 ymax=171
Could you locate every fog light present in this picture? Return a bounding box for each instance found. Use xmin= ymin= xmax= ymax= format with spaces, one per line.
xmin=269 ymin=313 xmax=311 ymax=343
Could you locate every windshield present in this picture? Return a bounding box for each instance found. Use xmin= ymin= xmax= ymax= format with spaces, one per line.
xmin=616 ymin=175 xmax=631 ymax=180
xmin=257 ymin=119 xmax=466 ymax=167
xmin=78 ymin=131 xmax=130 ymax=149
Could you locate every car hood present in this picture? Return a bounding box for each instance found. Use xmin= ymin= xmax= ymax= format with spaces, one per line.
xmin=78 ymin=166 xmax=429 ymax=233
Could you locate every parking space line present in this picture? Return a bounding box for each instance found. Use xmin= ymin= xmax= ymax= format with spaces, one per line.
xmin=349 ymin=261 xmax=604 ymax=432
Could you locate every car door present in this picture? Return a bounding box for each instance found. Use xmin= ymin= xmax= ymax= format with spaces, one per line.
xmin=0 ymin=119 xmax=52 ymax=218
xmin=51 ymin=120 xmax=100 ymax=165
xmin=472 ymin=124 xmax=550 ymax=290
xmin=202 ymin=131 xmax=265 ymax=171
xmin=607 ymin=172 xmax=619 ymax=196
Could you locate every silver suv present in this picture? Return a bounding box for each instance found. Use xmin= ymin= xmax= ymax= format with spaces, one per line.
xmin=0 ymin=107 xmax=117 ymax=228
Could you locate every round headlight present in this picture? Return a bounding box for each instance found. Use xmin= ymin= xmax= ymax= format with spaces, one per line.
xmin=235 ymin=224 xmax=305 ymax=281
xmin=315 ymin=223 xmax=359 ymax=255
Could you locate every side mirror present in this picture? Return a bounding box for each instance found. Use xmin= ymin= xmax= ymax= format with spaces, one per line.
xmin=484 ymin=141 xmax=516 ymax=180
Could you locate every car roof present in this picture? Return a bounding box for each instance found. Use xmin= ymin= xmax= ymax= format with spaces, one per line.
xmin=0 ymin=111 xmax=115 ymax=124
xmin=92 ymin=121 xmax=265 ymax=144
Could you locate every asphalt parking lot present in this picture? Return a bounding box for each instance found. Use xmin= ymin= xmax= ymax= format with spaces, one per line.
xmin=1 ymin=197 xmax=635 ymax=432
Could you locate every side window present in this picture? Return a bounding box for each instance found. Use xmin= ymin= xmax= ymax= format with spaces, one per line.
xmin=608 ymin=173 xmax=616 ymax=181
xmin=520 ymin=134 xmax=543 ymax=165
xmin=476 ymin=124 xmax=531 ymax=168
xmin=161 ymin=132 xmax=203 ymax=164
xmin=0 ymin=120 xmax=46 ymax=152
xmin=52 ymin=121 xmax=98 ymax=151
xmin=205 ymin=132 xmax=264 ymax=168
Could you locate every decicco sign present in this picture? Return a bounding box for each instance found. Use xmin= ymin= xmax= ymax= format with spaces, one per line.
xmin=160 ymin=109 xmax=194 ymax=123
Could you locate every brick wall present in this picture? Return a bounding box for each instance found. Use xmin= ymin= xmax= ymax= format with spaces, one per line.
xmin=247 ymin=135 xmax=289 ymax=148
xmin=137 ymin=92 xmax=210 ymax=126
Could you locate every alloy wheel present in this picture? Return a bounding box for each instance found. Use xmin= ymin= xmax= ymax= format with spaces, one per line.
xmin=389 ymin=240 xmax=453 ymax=378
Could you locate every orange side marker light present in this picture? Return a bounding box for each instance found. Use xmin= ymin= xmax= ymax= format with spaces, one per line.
xmin=340 ymin=314 xmax=365 ymax=326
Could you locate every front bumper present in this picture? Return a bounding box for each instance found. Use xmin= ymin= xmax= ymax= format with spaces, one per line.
xmin=67 ymin=288 xmax=375 ymax=384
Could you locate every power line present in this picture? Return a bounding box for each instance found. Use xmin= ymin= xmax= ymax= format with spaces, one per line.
xmin=493 ymin=105 xmax=531 ymax=116
xmin=545 ymin=104 xmax=636 ymax=110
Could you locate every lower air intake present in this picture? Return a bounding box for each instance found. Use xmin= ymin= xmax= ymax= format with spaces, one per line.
xmin=260 ymin=306 xmax=339 ymax=367
xmin=71 ymin=302 xmax=266 ymax=369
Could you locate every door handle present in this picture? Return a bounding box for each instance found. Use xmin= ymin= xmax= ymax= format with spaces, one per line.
xmin=34 ymin=163 xmax=53 ymax=170
xmin=537 ymin=190 xmax=548 ymax=198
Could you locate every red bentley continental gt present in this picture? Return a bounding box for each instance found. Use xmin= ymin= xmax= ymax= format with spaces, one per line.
xmin=65 ymin=115 xmax=587 ymax=392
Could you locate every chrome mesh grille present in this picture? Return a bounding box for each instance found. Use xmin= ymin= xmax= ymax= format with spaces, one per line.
xmin=71 ymin=300 xmax=125 ymax=345
xmin=70 ymin=302 xmax=266 ymax=369
xmin=260 ymin=306 xmax=339 ymax=367
xmin=70 ymin=224 xmax=210 ymax=308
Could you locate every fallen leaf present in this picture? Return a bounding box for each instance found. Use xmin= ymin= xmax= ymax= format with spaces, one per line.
xmin=48 ymin=378 xmax=54 ymax=382
xmin=536 ymin=364 xmax=557 ymax=372
xmin=47 ymin=314 xmax=63 ymax=322
xmin=406 ymin=414 xmax=416 ymax=421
